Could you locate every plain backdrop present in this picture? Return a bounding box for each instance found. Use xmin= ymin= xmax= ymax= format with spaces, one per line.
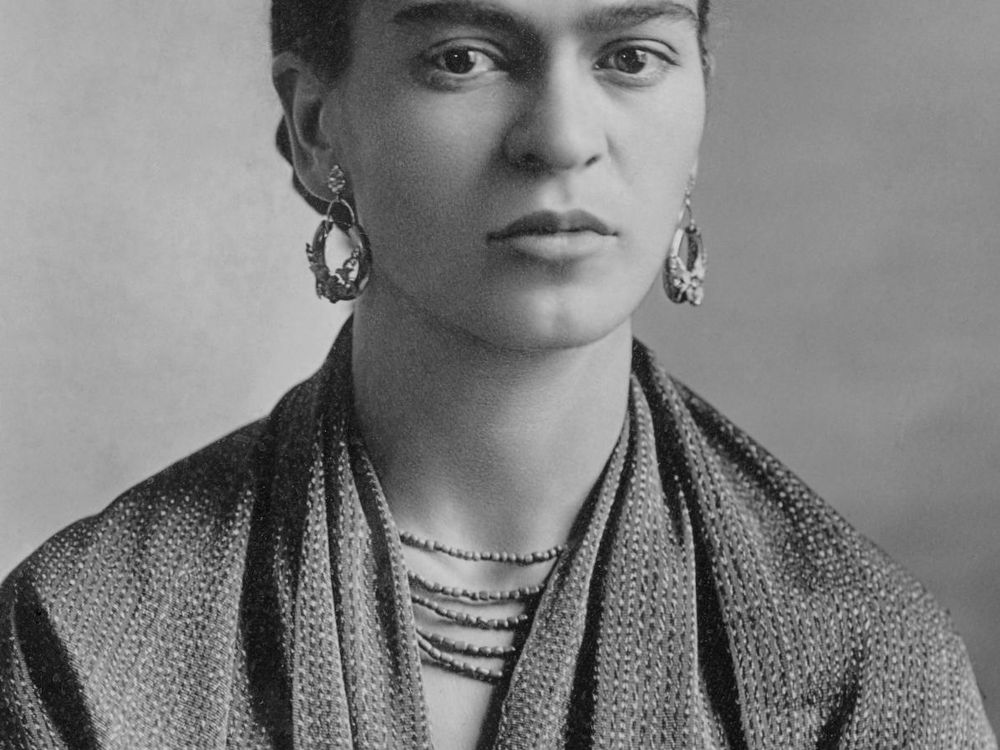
xmin=2 ymin=0 xmax=998 ymax=730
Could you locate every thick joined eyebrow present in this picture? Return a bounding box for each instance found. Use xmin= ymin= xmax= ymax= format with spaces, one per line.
xmin=392 ymin=1 xmax=698 ymax=37
xmin=392 ymin=2 xmax=529 ymax=38
xmin=579 ymin=2 xmax=697 ymax=33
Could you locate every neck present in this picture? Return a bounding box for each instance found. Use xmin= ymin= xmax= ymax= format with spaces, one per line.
xmin=350 ymin=279 xmax=632 ymax=555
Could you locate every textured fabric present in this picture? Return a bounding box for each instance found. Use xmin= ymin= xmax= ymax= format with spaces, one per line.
xmin=1 ymin=326 xmax=995 ymax=749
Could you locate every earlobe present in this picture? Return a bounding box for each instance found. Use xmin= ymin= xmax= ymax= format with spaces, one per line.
xmin=272 ymin=52 xmax=335 ymax=199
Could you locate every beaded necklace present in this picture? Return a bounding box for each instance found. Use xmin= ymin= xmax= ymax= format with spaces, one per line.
xmin=399 ymin=530 xmax=564 ymax=683
xmin=399 ymin=531 xmax=564 ymax=565
xmin=349 ymin=430 xmax=568 ymax=684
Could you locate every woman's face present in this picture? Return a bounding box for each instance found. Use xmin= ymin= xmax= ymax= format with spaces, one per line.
xmin=320 ymin=0 xmax=706 ymax=350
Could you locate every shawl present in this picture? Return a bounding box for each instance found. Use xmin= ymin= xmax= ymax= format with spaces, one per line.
xmin=1 ymin=326 xmax=994 ymax=749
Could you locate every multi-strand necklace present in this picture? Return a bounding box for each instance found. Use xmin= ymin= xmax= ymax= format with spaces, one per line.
xmin=350 ymin=430 xmax=568 ymax=684
xmin=399 ymin=530 xmax=565 ymax=684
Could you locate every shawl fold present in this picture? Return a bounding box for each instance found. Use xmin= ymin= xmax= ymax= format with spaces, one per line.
xmin=1 ymin=325 xmax=994 ymax=749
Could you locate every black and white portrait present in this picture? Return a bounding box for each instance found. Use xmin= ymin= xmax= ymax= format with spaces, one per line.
xmin=1 ymin=1 xmax=997 ymax=746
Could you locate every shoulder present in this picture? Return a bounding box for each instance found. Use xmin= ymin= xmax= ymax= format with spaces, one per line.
xmin=676 ymin=376 xmax=947 ymax=625
xmin=2 ymin=418 xmax=269 ymax=616
xmin=2 ymin=351 xmax=337 ymax=604
xmin=691 ymin=406 xmax=991 ymax=741
xmin=0 ymin=332 xmax=347 ymax=627
xmin=0 ymin=347 xmax=349 ymax=743
xmin=0 ymin=417 xmax=275 ymax=744
xmin=633 ymin=343 xmax=994 ymax=744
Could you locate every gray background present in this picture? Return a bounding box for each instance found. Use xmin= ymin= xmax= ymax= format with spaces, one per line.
xmin=2 ymin=0 xmax=997 ymax=730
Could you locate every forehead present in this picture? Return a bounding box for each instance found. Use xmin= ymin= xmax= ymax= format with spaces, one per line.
xmin=365 ymin=0 xmax=700 ymax=35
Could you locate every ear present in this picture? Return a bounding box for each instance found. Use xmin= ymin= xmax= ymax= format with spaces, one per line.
xmin=272 ymin=52 xmax=337 ymax=200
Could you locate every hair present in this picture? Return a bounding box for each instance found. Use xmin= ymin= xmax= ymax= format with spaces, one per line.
xmin=271 ymin=0 xmax=713 ymax=81
xmin=271 ymin=0 xmax=711 ymax=212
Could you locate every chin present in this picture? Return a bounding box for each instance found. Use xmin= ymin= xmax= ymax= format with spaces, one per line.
xmin=454 ymin=287 xmax=638 ymax=353
xmin=369 ymin=263 xmax=650 ymax=355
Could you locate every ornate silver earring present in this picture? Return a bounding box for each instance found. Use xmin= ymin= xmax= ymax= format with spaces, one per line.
xmin=663 ymin=187 xmax=706 ymax=306
xmin=305 ymin=164 xmax=372 ymax=303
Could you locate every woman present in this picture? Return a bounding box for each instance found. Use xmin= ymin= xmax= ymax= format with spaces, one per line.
xmin=1 ymin=0 xmax=995 ymax=747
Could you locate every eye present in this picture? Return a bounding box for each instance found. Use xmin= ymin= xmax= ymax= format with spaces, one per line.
xmin=608 ymin=48 xmax=651 ymax=74
xmin=431 ymin=47 xmax=499 ymax=76
xmin=595 ymin=44 xmax=676 ymax=83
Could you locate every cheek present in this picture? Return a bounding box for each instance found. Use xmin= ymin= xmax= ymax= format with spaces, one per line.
xmin=348 ymin=75 xmax=505 ymax=182
xmin=616 ymin=88 xmax=705 ymax=240
xmin=345 ymin=89 xmax=507 ymax=251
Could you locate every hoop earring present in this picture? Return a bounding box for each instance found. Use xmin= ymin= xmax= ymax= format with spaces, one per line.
xmin=663 ymin=188 xmax=706 ymax=306
xmin=305 ymin=165 xmax=372 ymax=303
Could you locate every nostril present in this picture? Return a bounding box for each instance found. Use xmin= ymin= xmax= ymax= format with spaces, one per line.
xmin=500 ymin=84 xmax=606 ymax=173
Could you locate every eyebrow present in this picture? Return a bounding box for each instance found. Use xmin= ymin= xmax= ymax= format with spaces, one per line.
xmin=579 ymin=2 xmax=698 ymax=32
xmin=393 ymin=1 xmax=527 ymax=38
xmin=392 ymin=1 xmax=698 ymax=36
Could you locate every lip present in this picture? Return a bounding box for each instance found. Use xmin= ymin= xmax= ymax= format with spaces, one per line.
xmin=488 ymin=210 xmax=616 ymax=242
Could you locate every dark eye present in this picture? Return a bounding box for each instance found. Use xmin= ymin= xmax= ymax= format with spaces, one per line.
xmin=595 ymin=44 xmax=676 ymax=84
xmin=608 ymin=48 xmax=650 ymax=75
xmin=433 ymin=48 xmax=497 ymax=76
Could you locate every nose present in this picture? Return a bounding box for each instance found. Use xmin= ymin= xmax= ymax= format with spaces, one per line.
xmin=502 ymin=60 xmax=606 ymax=173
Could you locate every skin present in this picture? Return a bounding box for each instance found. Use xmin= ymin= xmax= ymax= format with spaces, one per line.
xmin=274 ymin=0 xmax=706 ymax=746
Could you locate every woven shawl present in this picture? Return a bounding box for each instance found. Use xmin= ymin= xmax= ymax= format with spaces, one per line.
xmin=1 ymin=326 xmax=994 ymax=749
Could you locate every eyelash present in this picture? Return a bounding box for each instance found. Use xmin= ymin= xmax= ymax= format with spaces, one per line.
xmin=595 ymin=44 xmax=678 ymax=84
xmin=421 ymin=41 xmax=679 ymax=89
xmin=421 ymin=44 xmax=506 ymax=89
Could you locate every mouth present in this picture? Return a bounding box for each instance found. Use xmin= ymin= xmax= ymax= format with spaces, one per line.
xmin=488 ymin=210 xmax=616 ymax=241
